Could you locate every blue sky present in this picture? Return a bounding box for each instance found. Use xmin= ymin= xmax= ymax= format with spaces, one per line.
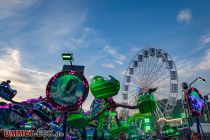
xmin=0 ymin=0 xmax=210 ymax=110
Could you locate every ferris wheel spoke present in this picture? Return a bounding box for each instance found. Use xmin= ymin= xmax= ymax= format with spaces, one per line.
xmin=156 ymin=105 xmax=164 ymax=118
xmin=129 ymin=98 xmax=136 ymax=104
xmin=153 ymin=72 xmax=170 ymax=83
xmin=133 ymin=69 xmax=144 ymax=87
xmin=144 ymin=57 xmax=151 ymax=76
xmin=138 ymin=61 xmax=143 ymax=81
xmin=138 ymin=56 xmax=146 ymax=84
xmin=157 ymin=102 xmax=167 ymax=112
xmin=134 ymin=67 xmax=141 ymax=82
xmin=128 ymin=91 xmax=140 ymax=97
xmin=157 ymin=100 xmax=166 ymax=116
xmin=142 ymin=56 xmax=150 ymax=84
xmin=141 ymin=59 xmax=146 ymax=84
xmin=151 ymin=74 xmax=169 ymax=86
xmin=154 ymin=83 xmax=171 ymax=89
xmin=128 ymin=89 xmax=138 ymax=92
xmin=148 ymin=62 xmax=164 ymax=84
xmin=128 ymin=84 xmax=140 ymax=89
xmin=156 ymin=67 xmax=169 ymax=79
xmin=129 ymin=97 xmax=137 ymax=103
xmin=128 ymin=93 xmax=138 ymax=99
xmin=148 ymin=56 xmax=158 ymax=78
xmin=141 ymin=60 xmax=154 ymax=90
xmin=132 ymin=77 xmax=141 ymax=88
xmin=151 ymin=75 xmax=170 ymax=87
xmin=150 ymin=59 xmax=163 ymax=78
xmin=142 ymin=59 xmax=149 ymax=84
xmin=154 ymin=91 xmax=169 ymax=98
xmin=150 ymin=69 xmax=169 ymax=84
xmin=154 ymin=110 xmax=160 ymax=118
xmin=152 ymin=65 xmax=168 ymax=78
xmin=128 ymin=94 xmax=138 ymax=99
xmin=149 ymin=56 xmax=160 ymax=75
xmin=129 ymin=67 xmax=142 ymax=85
xmin=128 ymin=90 xmax=139 ymax=95
xmin=150 ymin=66 xmax=167 ymax=82
xmin=145 ymin=57 xmax=153 ymax=82
xmin=145 ymin=57 xmax=159 ymax=82
xmin=128 ymin=97 xmax=138 ymax=105
xmin=134 ymin=70 xmax=145 ymax=88
xmin=144 ymin=57 xmax=154 ymax=83
xmin=154 ymin=99 xmax=168 ymax=108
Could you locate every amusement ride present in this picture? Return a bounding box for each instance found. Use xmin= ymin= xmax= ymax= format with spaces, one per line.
xmin=0 ymin=48 xmax=209 ymax=140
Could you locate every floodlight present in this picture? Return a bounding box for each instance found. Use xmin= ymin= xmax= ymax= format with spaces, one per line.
xmin=62 ymin=53 xmax=73 ymax=61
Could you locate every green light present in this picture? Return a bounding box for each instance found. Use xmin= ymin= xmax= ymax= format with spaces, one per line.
xmin=110 ymin=112 xmax=116 ymax=117
xmin=62 ymin=53 xmax=73 ymax=61
xmin=164 ymin=127 xmax=181 ymax=137
xmin=21 ymin=125 xmax=32 ymax=129
xmin=27 ymin=120 xmax=32 ymax=124
xmin=181 ymin=113 xmax=186 ymax=118
xmin=144 ymin=118 xmax=150 ymax=123
xmin=191 ymin=91 xmax=200 ymax=99
xmin=166 ymin=128 xmax=174 ymax=134
xmin=145 ymin=126 xmax=151 ymax=131
xmin=63 ymin=55 xmax=70 ymax=58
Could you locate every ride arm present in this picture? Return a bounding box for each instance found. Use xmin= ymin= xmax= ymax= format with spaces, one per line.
xmin=88 ymin=103 xmax=138 ymax=122
xmin=157 ymin=118 xmax=183 ymax=124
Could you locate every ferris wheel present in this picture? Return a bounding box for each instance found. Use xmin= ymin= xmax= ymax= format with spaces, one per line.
xmin=121 ymin=48 xmax=178 ymax=118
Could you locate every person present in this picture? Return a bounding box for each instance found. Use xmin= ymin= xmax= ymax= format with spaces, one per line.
xmin=191 ymin=132 xmax=201 ymax=140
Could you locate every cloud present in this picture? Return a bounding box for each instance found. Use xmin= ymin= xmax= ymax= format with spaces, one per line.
xmin=21 ymin=68 xmax=50 ymax=76
xmin=0 ymin=0 xmax=39 ymax=20
xmin=131 ymin=47 xmax=140 ymax=52
xmin=0 ymin=0 xmax=87 ymax=54
xmin=172 ymin=51 xmax=210 ymax=99
xmin=177 ymin=9 xmax=192 ymax=24
xmin=198 ymin=49 xmax=210 ymax=70
xmin=62 ymin=27 xmax=101 ymax=51
xmin=177 ymin=49 xmax=210 ymax=78
xmin=101 ymin=63 xmax=115 ymax=68
xmin=114 ymin=60 xmax=124 ymax=65
xmin=177 ymin=60 xmax=197 ymax=77
xmin=201 ymin=34 xmax=210 ymax=45
xmin=103 ymin=45 xmax=127 ymax=65
xmin=0 ymin=48 xmax=51 ymax=102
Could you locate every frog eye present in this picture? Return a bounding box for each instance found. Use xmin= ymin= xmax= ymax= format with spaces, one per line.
xmin=96 ymin=76 xmax=103 ymax=81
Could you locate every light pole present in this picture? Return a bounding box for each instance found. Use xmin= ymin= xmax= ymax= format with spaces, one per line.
xmin=61 ymin=53 xmax=74 ymax=140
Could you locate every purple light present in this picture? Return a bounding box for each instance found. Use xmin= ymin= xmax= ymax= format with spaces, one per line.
xmin=187 ymin=87 xmax=205 ymax=116
xmin=0 ymin=105 xmax=9 ymax=109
